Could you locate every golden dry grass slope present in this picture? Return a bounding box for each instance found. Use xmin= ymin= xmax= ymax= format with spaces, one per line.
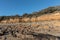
xmin=1 ymin=11 xmax=60 ymax=23
xmin=0 ymin=6 xmax=60 ymax=23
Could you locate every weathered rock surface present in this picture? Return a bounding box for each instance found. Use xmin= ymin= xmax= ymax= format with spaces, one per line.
xmin=0 ymin=20 xmax=60 ymax=40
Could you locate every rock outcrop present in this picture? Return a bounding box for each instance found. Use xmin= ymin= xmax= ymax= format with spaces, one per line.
xmin=0 ymin=23 xmax=59 ymax=40
xmin=0 ymin=6 xmax=60 ymax=40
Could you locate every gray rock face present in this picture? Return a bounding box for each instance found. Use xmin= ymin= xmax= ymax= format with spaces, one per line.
xmin=0 ymin=20 xmax=60 ymax=40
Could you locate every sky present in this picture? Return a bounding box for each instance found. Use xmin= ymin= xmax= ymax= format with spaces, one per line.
xmin=0 ymin=0 xmax=60 ymax=16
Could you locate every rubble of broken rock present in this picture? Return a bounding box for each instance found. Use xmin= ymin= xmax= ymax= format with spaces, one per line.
xmin=0 ymin=21 xmax=60 ymax=40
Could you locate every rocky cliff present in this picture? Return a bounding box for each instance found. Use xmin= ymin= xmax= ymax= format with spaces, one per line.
xmin=0 ymin=6 xmax=60 ymax=40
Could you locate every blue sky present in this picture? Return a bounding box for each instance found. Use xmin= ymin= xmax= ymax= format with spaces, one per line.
xmin=0 ymin=0 xmax=60 ymax=16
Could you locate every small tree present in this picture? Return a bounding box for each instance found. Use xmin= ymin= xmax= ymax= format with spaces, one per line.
xmin=22 ymin=13 xmax=28 ymax=17
xmin=15 ymin=14 xmax=20 ymax=17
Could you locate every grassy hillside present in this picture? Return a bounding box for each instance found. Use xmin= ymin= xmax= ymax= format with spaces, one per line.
xmin=22 ymin=6 xmax=60 ymax=18
xmin=0 ymin=6 xmax=60 ymax=22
